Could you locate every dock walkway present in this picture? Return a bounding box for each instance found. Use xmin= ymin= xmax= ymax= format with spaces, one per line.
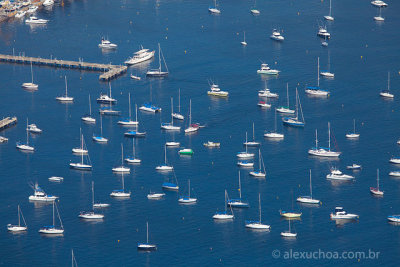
xmin=0 ymin=117 xmax=17 ymax=131
xmin=0 ymin=54 xmax=127 ymax=81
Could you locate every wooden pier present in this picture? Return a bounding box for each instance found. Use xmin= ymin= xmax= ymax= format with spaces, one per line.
xmin=0 ymin=117 xmax=17 ymax=131
xmin=0 ymin=54 xmax=127 ymax=81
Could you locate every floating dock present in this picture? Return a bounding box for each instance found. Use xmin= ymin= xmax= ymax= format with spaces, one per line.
xmin=0 ymin=117 xmax=17 ymax=131
xmin=0 ymin=54 xmax=127 ymax=81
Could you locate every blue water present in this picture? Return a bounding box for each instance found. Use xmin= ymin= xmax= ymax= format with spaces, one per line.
xmin=1 ymin=0 xmax=400 ymax=265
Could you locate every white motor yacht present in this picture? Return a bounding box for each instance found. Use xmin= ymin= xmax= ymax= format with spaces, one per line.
xmin=29 ymin=183 xmax=58 ymax=202
xmin=25 ymin=16 xmax=48 ymax=24
xmin=27 ymin=124 xmax=42 ymax=133
xmin=147 ymin=192 xmax=165 ymax=199
xmin=125 ymin=46 xmax=155 ymax=65
xmin=98 ymin=38 xmax=117 ymax=49
xmin=317 ymin=26 xmax=330 ymax=38
xmin=257 ymin=63 xmax=280 ymax=75
xmin=326 ymin=168 xmax=355 ymax=180
xmin=207 ymin=83 xmax=229 ymax=97
xmin=270 ymin=29 xmax=284 ymax=41
xmin=330 ymin=207 xmax=359 ymax=220
xmin=371 ymin=0 xmax=387 ymax=7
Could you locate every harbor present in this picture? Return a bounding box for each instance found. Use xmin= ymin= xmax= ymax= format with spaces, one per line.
xmin=0 ymin=0 xmax=399 ymax=265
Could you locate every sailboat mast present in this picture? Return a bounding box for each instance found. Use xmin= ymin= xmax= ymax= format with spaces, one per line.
xmin=146 ymin=222 xmax=149 ymax=243
xmin=81 ymin=134 xmax=84 ymax=164
xmin=189 ymin=99 xmax=192 ymax=125
xmin=100 ymin=116 xmax=103 ymax=136
xmin=224 ymin=190 xmax=227 ymax=213
xmin=18 ymin=205 xmax=21 ymax=226
xmin=252 ymin=122 xmax=255 ymax=141
xmin=109 ymin=83 xmax=112 ymax=99
xmin=286 ymin=83 xmax=289 ymax=107
xmin=258 ymin=193 xmax=261 ymax=222
xmin=129 ymin=93 xmax=132 ymax=119
xmin=52 ymin=201 xmax=55 ymax=226
xmin=135 ymin=104 xmax=138 ymax=122
xmin=238 ymin=171 xmax=242 ymax=199
xmin=315 ymin=129 xmax=318 ymax=148
xmin=353 ymin=119 xmax=356 ymax=134
xmin=178 ymin=89 xmax=181 ymax=113
xmin=309 ymin=169 xmax=313 ymax=198
xmin=65 ymin=76 xmax=68 ymax=96
xmin=132 ymin=139 xmax=135 ymax=158
xmin=92 ymin=181 xmax=95 ymax=209
xmin=164 ymin=145 xmax=167 ymax=164
xmin=188 ymin=179 xmax=191 ymax=198
xmin=388 ymin=72 xmax=390 ymax=91
xmin=244 ymin=31 xmax=246 ymax=42
xmin=317 ymin=57 xmax=320 ymax=87
xmin=295 ymin=88 xmax=299 ymax=120
xmin=274 ymin=109 xmax=277 ymax=132
xmin=89 ymin=94 xmax=92 ymax=116
xmin=26 ymin=118 xmax=29 ymax=145
xmin=329 ymin=0 xmax=332 ymax=16
xmin=258 ymin=149 xmax=261 ymax=172
xmin=158 ymin=43 xmax=161 ymax=72
xmin=377 ymin=169 xmax=380 ymax=190
xmin=171 ymin=97 xmax=174 ymax=124
xmin=121 ymin=143 xmax=124 ymax=166
xmin=328 ymin=122 xmax=331 ymax=151
xmin=245 ymin=132 xmax=248 ymax=153
xmin=30 ymin=62 xmax=34 ymax=83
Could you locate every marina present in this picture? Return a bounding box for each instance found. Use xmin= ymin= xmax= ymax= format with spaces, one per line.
xmin=0 ymin=0 xmax=399 ymax=265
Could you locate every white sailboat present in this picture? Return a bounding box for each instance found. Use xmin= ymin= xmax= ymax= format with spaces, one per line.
xmin=178 ymin=179 xmax=197 ymax=204
xmin=245 ymin=194 xmax=270 ymax=230
xmin=155 ymin=145 xmax=173 ymax=171
xmin=282 ymin=88 xmax=305 ymax=127
xmin=237 ymin=132 xmax=255 ymax=158
xmin=250 ymin=0 xmax=260 ymax=14
xmin=92 ymin=181 xmax=110 ymax=208
xmin=264 ymin=109 xmax=285 ymax=139
xmin=110 ymin=173 xmax=131 ymax=198
xmin=185 ymin=99 xmax=199 ymax=133
xmin=306 ymin=57 xmax=330 ymax=96
xmin=276 ymin=83 xmax=295 ymax=114
xmin=22 ymin=62 xmax=38 ymax=90
xmin=118 ymin=93 xmax=138 ymax=126
xmin=370 ymin=169 xmax=384 ymax=196
xmin=7 ymin=205 xmax=28 ymax=232
xmin=297 ymin=170 xmax=321 ymax=204
xmin=241 ymin=31 xmax=247 ymax=46
xmin=125 ymin=139 xmax=141 ymax=164
xmin=79 ymin=181 xmax=105 ymax=219
xmin=208 ymin=0 xmax=221 ymax=14
xmin=146 ymin=43 xmax=169 ymax=77
xmin=308 ymin=123 xmax=341 ymax=157
xmin=56 ymin=76 xmax=74 ymax=102
xmin=346 ymin=119 xmax=360 ymax=139
xmin=92 ymin=116 xmax=108 ymax=143
xmin=81 ymin=94 xmax=96 ymax=123
xmin=374 ymin=7 xmax=385 ymax=21
xmin=72 ymin=128 xmax=88 ymax=155
xmin=249 ymin=149 xmax=266 ymax=177
xmin=137 ymin=222 xmax=157 ymax=251
xmin=161 ymin=98 xmax=181 ymax=130
xmin=16 ymin=118 xmax=35 ymax=152
xmin=227 ymin=171 xmax=249 ymax=208
xmin=69 ymin=135 xmax=92 ymax=171
xmin=380 ymin=72 xmax=394 ymax=98
xmin=213 ymin=190 xmax=234 ymax=220
xmin=69 ymin=134 xmax=92 ymax=171
xmin=172 ymin=89 xmax=184 ymax=120
xmin=112 ymin=144 xmax=131 ymax=173
xmin=320 ymin=51 xmax=335 ymax=78
xmin=281 ymin=219 xmax=297 ymax=238
xmin=324 ymin=0 xmax=334 ymax=21
xmin=244 ymin=123 xmax=260 ymax=146
xmin=39 ymin=201 xmax=64 ymax=235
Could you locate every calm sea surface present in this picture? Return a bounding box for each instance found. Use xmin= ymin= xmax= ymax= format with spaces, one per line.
xmin=0 ymin=0 xmax=400 ymax=266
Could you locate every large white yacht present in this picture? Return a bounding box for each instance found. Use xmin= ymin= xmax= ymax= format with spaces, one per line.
xmin=25 ymin=16 xmax=48 ymax=24
xmin=257 ymin=63 xmax=280 ymax=75
xmin=98 ymin=38 xmax=117 ymax=49
xmin=317 ymin=26 xmax=331 ymax=39
xmin=270 ymin=29 xmax=284 ymax=41
xmin=125 ymin=46 xmax=155 ymax=65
